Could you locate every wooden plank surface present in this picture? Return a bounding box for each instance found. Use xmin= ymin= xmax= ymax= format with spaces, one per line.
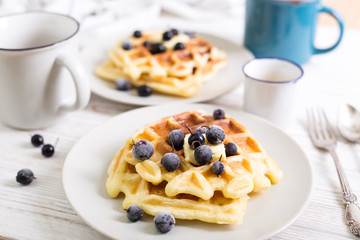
xmin=1 ymin=10 xmax=360 ymax=240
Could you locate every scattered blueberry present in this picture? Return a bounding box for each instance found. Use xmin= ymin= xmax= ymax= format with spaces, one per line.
xmin=143 ymin=40 xmax=151 ymax=47
xmin=213 ymin=108 xmax=225 ymax=120
xmin=133 ymin=30 xmax=142 ymax=38
xmin=212 ymin=160 xmax=225 ymax=176
xmin=31 ymin=134 xmax=44 ymax=147
xmin=174 ymin=42 xmax=185 ymax=51
xmin=161 ymin=153 xmax=180 ymax=172
xmin=168 ymin=129 xmax=185 ymax=151
xmin=16 ymin=169 xmax=36 ymax=185
xmin=184 ymin=31 xmax=196 ymax=38
xmin=188 ymin=132 xmax=205 ymax=149
xmin=115 ymin=78 xmax=132 ymax=91
xmin=132 ymin=139 xmax=154 ymax=161
xmin=137 ymin=85 xmax=152 ymax=97
xmin=206 ymin=125 xmax=225 ymax=145
xmin=195 ymin=126 xmax=207 ymax=134
xmin=194 ymin=145 xmax=212 ymax=165
xmin=162 ymin=31 xmax=173 ymax=41
xmin=125 ymin=205 xmax=144 ymax=222
xmin=170 ymin=28 xmax=178 ymax=35
xmin=225 ymin=142 xmax=237 ymax=156
xmin=150 ymin=43 xmax=166 ymax=54
xmin=154 ymin=212 xmax=175 ymax=233
xmin=122 ymin=40 xmax=132 ymax=50
xmin=42 ymin=144 xmax=55 ymax=158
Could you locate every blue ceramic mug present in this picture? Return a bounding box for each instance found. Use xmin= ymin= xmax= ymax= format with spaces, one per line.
xmin=244 ymin=0 xmax=344 ymax=65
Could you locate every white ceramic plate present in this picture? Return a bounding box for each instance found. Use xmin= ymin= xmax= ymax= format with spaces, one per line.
xmin=62 ymin=104 xmax=313 ymax=240
xmin=80 ymin=33 xmax=253 ymax=106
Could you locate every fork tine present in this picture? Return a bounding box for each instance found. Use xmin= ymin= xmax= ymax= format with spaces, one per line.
xmin=307 ymin=107 xmax=337 ymax=144
xmin=320 ymin=108 xmax=336 ymax=141
xmin=310 ymin=108 xmax=323 ymax=140
xmin=307 ymin=108 xmax=319 ymax=140
xmin=315 ymin=107 xmax=328 ymax=140
xmin=306 ymin=109 xmax=314 ymax=136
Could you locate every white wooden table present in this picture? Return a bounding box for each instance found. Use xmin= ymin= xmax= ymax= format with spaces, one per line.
xmin=1 ymin=15 xmax=360 ymax=240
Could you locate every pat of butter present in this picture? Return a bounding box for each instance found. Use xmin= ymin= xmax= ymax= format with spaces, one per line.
xmin=183 ymin=134 xmax=226 ymax=165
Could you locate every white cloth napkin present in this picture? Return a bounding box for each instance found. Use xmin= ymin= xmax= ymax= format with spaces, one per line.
xmin=160 ymin=0 xmax=245 ymax=20
xmin=0 ymin=0 xmax=160 ymax=30
xmin=0 ymin=0 xmax=246 ymax=46
xmin=0 ymin=0 xmax=245 ymax=28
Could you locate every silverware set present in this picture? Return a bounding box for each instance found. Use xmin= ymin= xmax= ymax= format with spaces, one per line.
xmin=307 ymin=107 xmax=360 ymax=237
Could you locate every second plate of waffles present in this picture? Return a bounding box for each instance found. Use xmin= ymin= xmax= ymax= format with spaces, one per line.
xmin=80 ymin=30 xmax=253 ymax=105
xmin=63 ymin=103 xmax=313 ymax=240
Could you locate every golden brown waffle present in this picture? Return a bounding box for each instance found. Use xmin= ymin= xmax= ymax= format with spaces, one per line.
xmin=95 ymin=30 xmax=227 ymax=97
xmin=108 ymin=148 xmax=248 ymax=224
xmin=106 ymin=110 xmax=283 ymax=224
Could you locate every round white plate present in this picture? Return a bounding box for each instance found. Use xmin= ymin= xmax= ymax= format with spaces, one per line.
xmin=80 ymin=33 xmax=253 ymax=106
xmin=62 ymin=104 xmax=313 ymax=240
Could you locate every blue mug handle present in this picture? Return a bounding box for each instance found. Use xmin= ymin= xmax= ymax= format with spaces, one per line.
xmin=313 ymin=6 xmax=344 ymax=55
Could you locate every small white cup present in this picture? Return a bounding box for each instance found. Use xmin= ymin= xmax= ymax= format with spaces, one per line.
xmin=0 ymin=12 xmax=90 ymax=130
xmin=243 ymin=58 xmax=303 ymax=128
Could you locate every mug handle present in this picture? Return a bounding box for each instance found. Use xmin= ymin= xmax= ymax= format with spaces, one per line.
xmin=55 ymin=54 xmax=91 ymax=113
xmin=313 ymin=6 xmax=344 ymax=55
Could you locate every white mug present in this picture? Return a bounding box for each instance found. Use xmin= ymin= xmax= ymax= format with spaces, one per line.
xmin=0 ymin=12 xmax=90 ymax=129
xmin=243 ymin=58 xmax=303 ymax=128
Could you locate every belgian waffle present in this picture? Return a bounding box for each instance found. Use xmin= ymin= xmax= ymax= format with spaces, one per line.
xmin=106 ymin=110 xmax=282 ymax=224
xmin=95 ymin=30 xmax=227 ymax=97
xmin=109 ymin=148 xmax=249 ymax=224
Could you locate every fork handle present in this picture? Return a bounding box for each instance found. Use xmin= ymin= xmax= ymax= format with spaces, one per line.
xmin=345 ymin=202 xmax=360 ymax=236
xmin=329 ymin=149 xmax=360 ymax=236
xmin=329 ymin=149 xmax=351 ymax=195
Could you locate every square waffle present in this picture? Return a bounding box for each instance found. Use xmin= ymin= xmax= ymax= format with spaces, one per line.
xmin=95 ymin=30 xmax=227 ymax=97
xmin=106 ymin=110 xmax=282 ymax=224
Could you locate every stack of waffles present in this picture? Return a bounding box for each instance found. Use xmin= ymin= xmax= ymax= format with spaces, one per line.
xmin=95 ymin=30 xmax=227 ymax=97
xmin=106 ymin=110 xmax=283 ymax=224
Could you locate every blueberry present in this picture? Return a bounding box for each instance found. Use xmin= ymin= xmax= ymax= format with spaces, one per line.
xmin=212 ymin=160 xmax=225 ymax=176
xmin=161 ymin=153 xmax=180 ymax=172
xmin=194 ymin=145 xmax=212 ymax=165
xmin=126 ymin=205 xmax=144 ymax=222
xmin=188 ymin=132 xmax=205 ymax=149
xmin=42 ymin=144 xmax=55 ymax=158
xmin=154 ymin=212 xmax=175 ymax=233
xmin=184 ymin=31 xmax=196 ymax=38
xmin=122 ymin=41 xmax=132 ymax=50
xmin=225 ymin=142 xmax=237 ymax=156
xmin=16 ymin=169 xmax=36 ymax=185
xmin=170 ymin=28 xmax=179 ymax=35
xmin=150 ymin=43 xmax=166 ymax=54
xmin=195 ymin=126 xmax=207 ymax=134
xmin=31 ymin=134 xmax=43 ymax=147
xmin=206 ymin=125 xmax=225 ymax=145
xmin=137 ymin=85 xmax=152 ymax=97
xmin=115 ymin=78 xmax=132 ymax=91
xmin=174 ymin=42 xmax=185 ymax=51
xmin=162 ymin=31 xmax=173 ymax=41
xmin=213 ymin=108 xmax=225 ymax=120
xmin=132 ymin=139 xmax=154 ymax=161
xmin=143 ymin=40 xmax=151 ymax=47
xmin=133 ymin=30 xmax=142 ymax=38
xmin=168 ymin=129 xmax=185 ymax=151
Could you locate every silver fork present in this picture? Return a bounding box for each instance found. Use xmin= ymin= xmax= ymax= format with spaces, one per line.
xmin=307 ymin=108 xmax=360 ymax=237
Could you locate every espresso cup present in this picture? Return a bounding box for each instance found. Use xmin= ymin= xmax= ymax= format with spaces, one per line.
xmin=0 ymin=12 xmax=90 ymax=129
xmin=244 ymin=0 xmax=344 ymax=65
xmin=243 ymin=58 xmax=303 ymax=128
